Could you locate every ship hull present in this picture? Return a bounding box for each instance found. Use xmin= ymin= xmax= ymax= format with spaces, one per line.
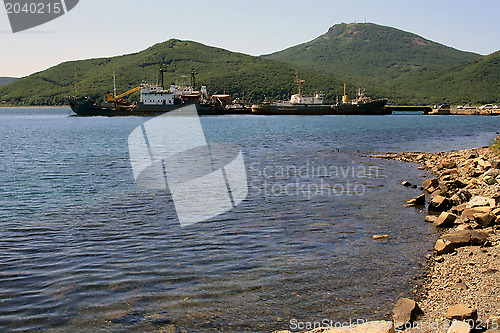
xmin=68 ymin=98 xmax=224 ymax=116
xmin=252 ymin=99 xmax=389 ymax=115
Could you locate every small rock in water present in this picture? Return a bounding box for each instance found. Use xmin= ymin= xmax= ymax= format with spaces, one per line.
xmin=373 ymin=234 xmax=389 ymax=240
xmin=407 ymin=194 xmax=426 ymax=206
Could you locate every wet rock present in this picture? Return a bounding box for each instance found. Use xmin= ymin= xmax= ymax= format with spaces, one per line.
xmin=407 ymin=194 xmax=426 ymax=206
xmin=424 ymin=178 xmax=440 ymax=193
xmin=434 ymin=212 xmax=458 ymax=228
xmin=445 ymin=303 xmax=478 ymax=322
xmin=391 ymin=298 xmax=423 ymax=329
xmin=425 ymin=215 xmax=438 ymax=223
xmin=372 ymin=234 xmax=389 ymax=240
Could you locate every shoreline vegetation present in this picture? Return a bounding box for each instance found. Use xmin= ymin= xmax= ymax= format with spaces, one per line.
xmin=274 ymin=138 xmax=500 ymax=333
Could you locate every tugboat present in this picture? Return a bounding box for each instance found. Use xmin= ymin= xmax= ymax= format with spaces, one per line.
xmin=68 ymin=69 xmax=226 ymax=116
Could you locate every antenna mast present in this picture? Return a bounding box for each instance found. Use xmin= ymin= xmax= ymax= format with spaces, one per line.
xmin=74 ymin=65 xmax=78 ymax=96
xmin=113 ymin=71 xmax=117 ymax=98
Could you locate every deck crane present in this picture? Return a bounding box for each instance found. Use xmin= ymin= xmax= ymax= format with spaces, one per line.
xmin=106 ymin=86 xmax=141 ymax=102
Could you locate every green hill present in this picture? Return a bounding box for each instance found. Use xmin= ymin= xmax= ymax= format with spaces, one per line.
xmin=0 ymin=39 xmax=364 ymax=106
xmin=264 ymin=22 xmax=494 ymax=105
xmin=407 ymin=50 xmax=500 ymax=105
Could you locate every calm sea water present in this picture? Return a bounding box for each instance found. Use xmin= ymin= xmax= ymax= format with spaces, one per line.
xmin=1 ymin=107 xmax=499 ymax=332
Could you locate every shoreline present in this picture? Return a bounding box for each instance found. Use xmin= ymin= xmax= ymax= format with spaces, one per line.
xmin=275 ymin=140 xmax=500 ymax=333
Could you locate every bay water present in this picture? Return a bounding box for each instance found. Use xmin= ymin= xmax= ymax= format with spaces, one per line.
xmin=1 ymin=107 xmax=499 ymax=332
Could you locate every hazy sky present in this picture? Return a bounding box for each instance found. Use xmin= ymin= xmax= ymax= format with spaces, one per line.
xmin=1 ymin=0 xmax=499 ymax=77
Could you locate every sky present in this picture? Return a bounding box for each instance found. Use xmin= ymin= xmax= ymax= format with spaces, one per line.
xmin=0 ymin=0 xmax=499 ymax=78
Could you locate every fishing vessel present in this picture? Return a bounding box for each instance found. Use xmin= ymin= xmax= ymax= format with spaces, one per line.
xmin=68 ymin=69 xmax=226 ymax=116
xmin=251 ymin=80 xmax=389 ymax=115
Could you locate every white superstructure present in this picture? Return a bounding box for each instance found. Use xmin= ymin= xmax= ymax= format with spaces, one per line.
xmin=140 ymin=84 xmax=175 ymax=105
xmin=290 ymin=92 xmax=324 ymax=105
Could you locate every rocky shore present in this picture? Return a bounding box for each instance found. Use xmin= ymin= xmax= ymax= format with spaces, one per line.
xmin=274 ymin=141 xmax=500 ymax=333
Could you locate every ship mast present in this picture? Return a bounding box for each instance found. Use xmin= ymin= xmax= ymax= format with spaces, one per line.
xmin=296 ymin=71 xmax=305 ymax=97
xmin=190 ymin=69 xmax=197 ymax=89
xmin=113 ymin=71 xmax=117 ymax=98
xmin=74 ymin=65 xmax=78 ymax=96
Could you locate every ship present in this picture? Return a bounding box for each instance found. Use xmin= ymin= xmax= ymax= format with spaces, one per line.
xmin=68 ymin=69 xmax=227 ymax=116
xmin=251 ymin=80 xmax=389 ymax=115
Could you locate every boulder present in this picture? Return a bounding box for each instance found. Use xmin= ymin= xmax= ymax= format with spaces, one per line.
xmin=466 ymin=151 xmax=478 ymax=159
xmin=477 ymin=158 xmax=491 ymax=170
xmin=483 ymin=175 xmax=496 ymax=185
xmin=423 ymin=178 xmax=439 ymax=193
xmin=491 ymin=160 xmax=500 ymax=169
xmin=473 ymin=212 xmax=495 ymax=227
xmin=445 ymin=304 xmax=478 ymax=322
xmin=434 ymin=212 xmax=458 ymax=228
xmin=442 ymin=160 xmax=457 ymax=169
xmin=442 ymin=230 xmax=489 ymax=246
xmin=466 ymin=196 xmax=495 ymax=209
xmin=392 ymin=298 xmax=423 ymax=329
xmin=402 ymin=181 xmax=412 ymax=187
xmin=483 ymin=168 xmax=500 ymax=178
xmin=429 ymin=195 xmax=451 ymax=213
xmin=435 ymin=238 xmax=455 ymax=255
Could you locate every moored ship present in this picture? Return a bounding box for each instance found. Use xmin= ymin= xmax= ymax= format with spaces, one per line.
xmin=252 ymin=81 xmax=389 ymax=115
xmin=68 ymin=70 xmax=226 ymax=116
